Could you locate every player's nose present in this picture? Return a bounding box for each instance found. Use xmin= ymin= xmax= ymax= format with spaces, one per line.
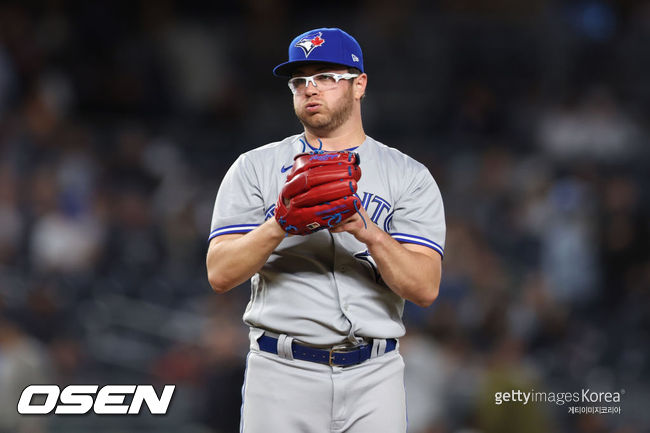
xmin=305 ymin=80 xmax=319 ymax=95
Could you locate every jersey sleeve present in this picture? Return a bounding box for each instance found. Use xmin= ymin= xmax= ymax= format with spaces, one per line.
xmin=209 ymin=153 xmax=265 ymax=241
xmin=388 ymin=167 xmax=446 ymax=258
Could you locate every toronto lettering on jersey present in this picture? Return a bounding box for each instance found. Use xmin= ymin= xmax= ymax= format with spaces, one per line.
xmin=355 ymin=192 xmax=393 ymax=231
xmin=264 ymin=192 xmax=393 ymax=283
xmin=17 ymin=384 xmax=175 ymax=415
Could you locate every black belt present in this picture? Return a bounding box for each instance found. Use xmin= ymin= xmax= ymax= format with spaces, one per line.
xmin=257 ymin=335 xmax=397 ymax=367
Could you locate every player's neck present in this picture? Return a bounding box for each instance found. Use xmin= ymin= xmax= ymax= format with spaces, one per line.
xmin=304 ymin=121 xmax=366 ymax=151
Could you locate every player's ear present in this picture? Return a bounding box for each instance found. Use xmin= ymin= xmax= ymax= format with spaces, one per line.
xmin=353 ymin=73 xmax=367 ymax=100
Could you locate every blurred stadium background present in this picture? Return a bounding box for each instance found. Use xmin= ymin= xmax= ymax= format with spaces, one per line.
xmin=0 ymin=1 xmax=648 ymax=432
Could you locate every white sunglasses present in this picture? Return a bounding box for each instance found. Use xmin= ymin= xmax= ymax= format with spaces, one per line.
xmin=288 ymin=72 xmax=359 ymax=95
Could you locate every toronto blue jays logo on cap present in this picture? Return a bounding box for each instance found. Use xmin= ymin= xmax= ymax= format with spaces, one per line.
xmin=273 ymin=27 xmax=364 ymax=77
xmin=295 ymin=32 xmax=325 ymax=58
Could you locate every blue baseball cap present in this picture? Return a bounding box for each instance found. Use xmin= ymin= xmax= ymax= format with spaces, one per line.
xmin=273 ymin=27 xmax=364 ymax=77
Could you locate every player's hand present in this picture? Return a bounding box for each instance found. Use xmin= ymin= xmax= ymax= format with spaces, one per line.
xmin=329 ymin=204 xmax=381 ymax=245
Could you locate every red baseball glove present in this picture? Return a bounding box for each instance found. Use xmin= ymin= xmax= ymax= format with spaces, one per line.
xmin=275 ymin=151 xmax=362 ymax=235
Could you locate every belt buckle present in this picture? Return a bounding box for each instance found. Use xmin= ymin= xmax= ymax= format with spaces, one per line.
xmin=328 ymin=344 xmax=358 ymax=367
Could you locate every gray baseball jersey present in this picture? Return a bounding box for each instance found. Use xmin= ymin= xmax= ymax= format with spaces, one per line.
xmin=209 ymin=134 xmax=445 ymax=346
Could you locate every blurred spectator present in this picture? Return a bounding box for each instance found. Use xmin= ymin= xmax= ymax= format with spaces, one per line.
xmin=540 ymin=176 xmax=599 ymax=306
xmin=0 ymin=44 xmax=17 ymax=115
xmin=0 ymin=164 xmax=22 ymax=266
xmin=0 ymin=316 xmax=53 ymax=433
xmin=30 ymin=208 xmax=104 ymax=274
xmin=476 ymin=337 xmax=551 ymax=433
xmin=536 ymin=87 xmax=641 ymax=162
xmin=599 ymin=175 xmax=648 ymax=305
xmin=401 ymin=332 xmax=453 ymax=432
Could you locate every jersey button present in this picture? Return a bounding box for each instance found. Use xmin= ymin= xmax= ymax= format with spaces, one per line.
xmin=339 ymin=266 xmax=347 ymax=273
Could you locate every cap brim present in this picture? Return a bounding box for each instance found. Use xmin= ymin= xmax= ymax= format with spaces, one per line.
xmin=273 ymin=60 xmax=352 ymax=77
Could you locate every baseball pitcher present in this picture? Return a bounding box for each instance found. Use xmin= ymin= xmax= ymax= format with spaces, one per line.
xmin=206 ymin=27 xmax=446 ymax=432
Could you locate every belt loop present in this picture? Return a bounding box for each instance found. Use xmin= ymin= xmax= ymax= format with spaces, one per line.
xmin=284 ymin=335 xmax=295 ymax=360
xmin=371 ymin=338 xmax=387 ymax=358
xmin=277 ymin=334 xmax=287 ymax=359
xmin=378 ymin=339 xmax=387 ymax=356
xmin=277 ymin=334 xmax=294 ymax=360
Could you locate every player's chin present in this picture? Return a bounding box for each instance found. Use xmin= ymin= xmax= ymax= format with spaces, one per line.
xmin=298 ymin=105 xmax=325 ymax=117
xmin=298 ymin=110 xmax=324 ymax=121
xmin=299 ymin=116 xmax=332 ymax=131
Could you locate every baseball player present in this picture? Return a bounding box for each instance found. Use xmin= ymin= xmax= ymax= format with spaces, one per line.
xmin=206 ymin=27 xmax=445 ymax=432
